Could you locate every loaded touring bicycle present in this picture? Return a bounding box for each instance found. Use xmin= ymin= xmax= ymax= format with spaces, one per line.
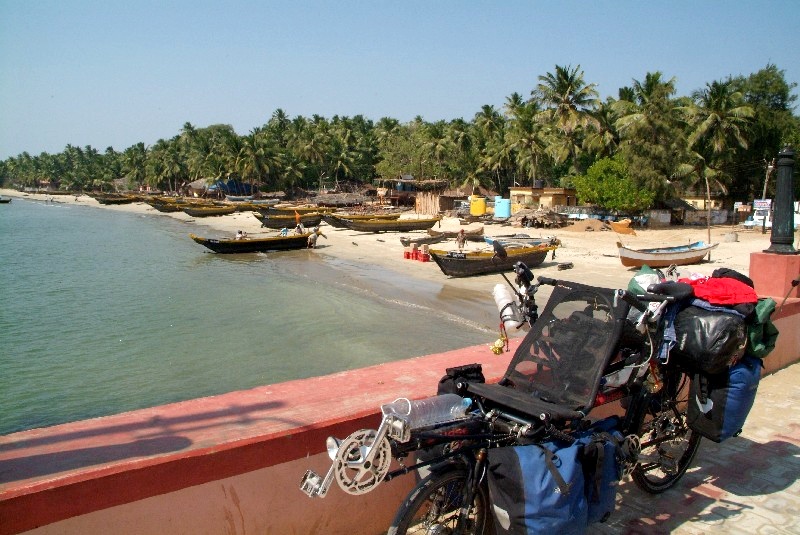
xmin=301 ymin=254 xmax=769 ymax=534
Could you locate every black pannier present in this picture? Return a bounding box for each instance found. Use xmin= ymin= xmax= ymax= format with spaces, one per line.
xmin=672 ymin=306 xmax=747 ymax=374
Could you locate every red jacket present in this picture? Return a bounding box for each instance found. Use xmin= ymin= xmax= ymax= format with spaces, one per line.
xmin=679 ymin=277 xmax=759 ymax=305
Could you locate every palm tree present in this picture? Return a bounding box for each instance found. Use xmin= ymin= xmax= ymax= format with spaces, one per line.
xmin=678 ymin=80 xmax=754 ymax=246
xmin=613 ymin=72 xmax=685 ymax=203
xmin=534 ymin=64 xmax=600 ymax=172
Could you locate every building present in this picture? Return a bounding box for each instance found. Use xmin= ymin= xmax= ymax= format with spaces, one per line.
xmin=508 ymin=186 xmax=578 ymax=209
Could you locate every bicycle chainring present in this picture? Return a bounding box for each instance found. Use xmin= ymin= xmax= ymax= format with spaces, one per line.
xmin=333 ymin=429 xmax=392 ymax=495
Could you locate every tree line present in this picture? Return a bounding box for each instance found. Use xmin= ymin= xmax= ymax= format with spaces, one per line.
xmin=1 ymin=63 xmax=797 ymax=211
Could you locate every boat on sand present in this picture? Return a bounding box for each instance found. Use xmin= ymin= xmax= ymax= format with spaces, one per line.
xmin=429 ymin=244 xmax=557 ymax=278
xmin=616 ymin=241 xmax=718 ymax=268
xmin=190 ymin=232 xmax=311 ymax=253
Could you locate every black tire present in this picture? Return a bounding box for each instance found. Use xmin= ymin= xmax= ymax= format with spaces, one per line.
xmin=630 ymin=369 xmax=702 ymax=493
xmin=388 ymin=467 xmax=493 ymax=535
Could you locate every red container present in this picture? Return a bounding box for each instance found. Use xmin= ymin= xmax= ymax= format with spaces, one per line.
xmin=403 ymin=251 xmax=411 ymax=259
xmin=419 ymin=253 xmax=430 ymax=262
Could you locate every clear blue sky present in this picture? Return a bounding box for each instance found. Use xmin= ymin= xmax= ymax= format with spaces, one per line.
xmin=1 ymin=0 xmax=798 ymax=160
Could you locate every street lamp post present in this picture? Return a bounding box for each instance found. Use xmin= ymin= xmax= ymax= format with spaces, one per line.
xmin=764 ymin=146 xmax=797 ymax=255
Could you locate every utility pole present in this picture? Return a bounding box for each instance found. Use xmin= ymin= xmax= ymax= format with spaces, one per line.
xmin=762 ymin=158 xmax=775 ymax=200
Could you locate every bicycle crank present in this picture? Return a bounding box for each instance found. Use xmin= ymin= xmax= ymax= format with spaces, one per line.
xmin=333 ymin=429 xmax=392 ymax=495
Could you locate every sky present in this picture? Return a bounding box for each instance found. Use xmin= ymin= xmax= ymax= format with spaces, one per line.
xmin=1 ymin=0 xmax=799 ymax=160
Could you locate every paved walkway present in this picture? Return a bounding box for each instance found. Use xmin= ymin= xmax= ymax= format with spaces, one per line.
xmin=594 ymin=362 xmax=800 ymax=534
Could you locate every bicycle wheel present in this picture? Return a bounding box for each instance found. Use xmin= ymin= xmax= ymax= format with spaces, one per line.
xmin=631 ymin=369 xmax=702 ymax=494
xmin=388 ymin=467 xmax=493 ymax=535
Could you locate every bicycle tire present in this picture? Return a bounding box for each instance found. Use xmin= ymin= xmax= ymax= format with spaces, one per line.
xmin=630 ymin=368 xmax=702 ymax=494
xmin=387 ymin=467 xmax=494 ymax=535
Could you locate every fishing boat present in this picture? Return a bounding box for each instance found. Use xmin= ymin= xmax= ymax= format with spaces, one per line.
xmin=616 ymin=241 xmax=719 ymax=268
xmin=254 ymin=212 xmax=323 ymax=229
xmin=341 ymin=217 xmax=442 ymax=233
xmin=427 ymin=226 xmax=484 ymax=241
xmin=399 ymin=234 xmax=447 ymax=247
xmin=260 ymin=205 xmax=330 ymax=215
xmin=189 ymin=232 xmax=311 ymax=253
xmin=91 ymin=193 xmax=138 ymax=205
xmin=429 ymin=244 xmax=557 ymax=278
xmin=484 ymin=234 xmax=560 ymax=248
xmin=182 ymin=205 xmax=237 ymax=217
xmin=322 ymin=213 xmax=402 ymax=229
xmin=0 ymin=196 xmax=11 ymax=204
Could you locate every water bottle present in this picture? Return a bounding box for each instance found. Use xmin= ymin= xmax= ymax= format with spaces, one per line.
xmin=382 ymin=394 xmax=472 ymax=429
xmin=493 ymin=283 xmax=522 ymax=329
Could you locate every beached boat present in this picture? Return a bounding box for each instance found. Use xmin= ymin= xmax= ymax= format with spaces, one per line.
xmin=92 ymin=193 xmax=138 ymax=205
xmin=484 ymin=234 xmax=560 ymax=248
xmin=616 ymin=241 xmax=719 ymax=268
xmin=260 ymin=205 xmax=330 ymax=215
xmin=182 ymin=205 xmax=237 ymax=217
xmin=341 ymin=217 xmax=442 ymax=233
xmin=0 ymin=196 xmax=11 ymax=203
xmin=399 ymin=234 xmax=447 ymax=247
xmin=189 ymin=232 xmax=311 ymax=253
xmin=427 ymin=226 xmax=484 ymax=241
xmin=429 ymin=244 xmax=557 ymax=278
xmin=322 ymin=213 xmax=402 ymax=229
xmin=253 ymin=212 xmax=323 ymax=229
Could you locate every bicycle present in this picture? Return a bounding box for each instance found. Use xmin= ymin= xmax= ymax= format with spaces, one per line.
xmin=300 ymin=261 xmax=701 ymax=534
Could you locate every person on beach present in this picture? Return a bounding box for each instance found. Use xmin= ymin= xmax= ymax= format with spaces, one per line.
xmin=456 ymin=229 xmax=467 ymax=251
xmin=235 ymin=230 xmax=247 ymax=240
xmin=295 ymin=222 xmax=305 ymax=234
xmin=307 ymin=227 xmax=327 ymax=248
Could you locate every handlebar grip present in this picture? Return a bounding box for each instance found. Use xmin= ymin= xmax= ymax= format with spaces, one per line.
xmin=619 ymin=290 xmax=646 ymax=312
xmin=537 ymin=276 xmax=558 ymax=286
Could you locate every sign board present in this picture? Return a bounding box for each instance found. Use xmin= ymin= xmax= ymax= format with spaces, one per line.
xmin=753 ymin=199 xmax=772 ymax=210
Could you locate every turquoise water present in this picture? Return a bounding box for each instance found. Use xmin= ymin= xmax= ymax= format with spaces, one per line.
xmin=0 ymin=199 xmax=492 ymax=435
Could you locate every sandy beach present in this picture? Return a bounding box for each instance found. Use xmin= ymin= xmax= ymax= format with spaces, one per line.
xmin=2 ymin=188 xmax=784 ymax=337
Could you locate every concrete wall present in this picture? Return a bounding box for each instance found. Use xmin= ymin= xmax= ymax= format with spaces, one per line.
xmin=3 ymin=293 xmax=798 ymax=535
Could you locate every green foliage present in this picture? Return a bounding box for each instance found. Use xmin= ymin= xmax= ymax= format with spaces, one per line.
xmin=573 ymin=156 xmax=655 ymax=211
xmin=2 ymin=64 xmax=797 ymax=204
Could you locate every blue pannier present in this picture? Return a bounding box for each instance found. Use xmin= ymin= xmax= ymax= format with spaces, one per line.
xmin=687 ymin=355 xmax=762 ymax=442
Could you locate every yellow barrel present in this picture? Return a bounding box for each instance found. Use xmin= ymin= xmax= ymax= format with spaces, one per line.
xmin=470 ymin=197 xmax=486 ymax=216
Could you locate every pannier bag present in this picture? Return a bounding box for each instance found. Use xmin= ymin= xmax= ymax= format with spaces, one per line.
xmin=672 ymin=306 xmax=747 ymax=374
xmin=581 ymin=419 xmax=624 ymax=524
xmin=687 ymin=355 xmax=762 ymax=442
xmin=487 ymin=440 xmax=588 ymax=534
xmin=486 ymin=420 xmax=624 ymax=534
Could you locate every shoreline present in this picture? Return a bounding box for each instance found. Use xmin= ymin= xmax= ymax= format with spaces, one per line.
xmin=1 ymin=188 xmax=780 ymax=335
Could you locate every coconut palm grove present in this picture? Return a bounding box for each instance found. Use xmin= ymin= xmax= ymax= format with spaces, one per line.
xmin=2 ymin=64 xmax=798 ymax=212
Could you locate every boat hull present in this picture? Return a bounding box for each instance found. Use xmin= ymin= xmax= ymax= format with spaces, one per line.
xmin=190 ymin=233 xmax=310 ymax=253
xmin=617 ymin=241 xmax=719 ymax=268
xmin=342 ymin=217 xmax=442 ymax=232
xmin=254 ymin=212 xmax=323 ymax=229
xmin=182 ymin=206 xmax=237 ymax=217
xmin=429 ymin=245 xmax=555 ymax=277
xmin=322 ymin=213 xmax=402 ymax=228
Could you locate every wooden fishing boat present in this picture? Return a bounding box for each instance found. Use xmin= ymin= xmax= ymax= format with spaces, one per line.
xmin=253 ymin=212 xmax=323 ymax=229
xmin=341 ymin=217 xmax=442 ymax=233
xmin=484 ymin=234 xmax=560 ymax=248
xmin=92 ymin=193 xmax=138 ymax=205
xmin=182 ymin=205 xmax=237 ymax=217
xmin=617 ymin=241 xmax=719 ymax=268
xmin=427 ymin=226 xmax=484 ymax=241
xmin=190 ymin=232 xmax=311 ymax=253
xmin=260 ymin=205 xmax=330 ymax=215
xmin=429 ymin=244 xmax=557 ymax=278
xmin=322 ymin=213 xmax=402 ymax=228
xmin=399 ymin=234 xmax=447 ymax=247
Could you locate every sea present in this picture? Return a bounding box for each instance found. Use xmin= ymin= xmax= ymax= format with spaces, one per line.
xmin=0 ymin=198 xmax=495 ymax=436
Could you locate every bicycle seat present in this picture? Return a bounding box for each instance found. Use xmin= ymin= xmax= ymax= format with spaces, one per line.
xmin=465 ymin=382 xmax=585 ymax=423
